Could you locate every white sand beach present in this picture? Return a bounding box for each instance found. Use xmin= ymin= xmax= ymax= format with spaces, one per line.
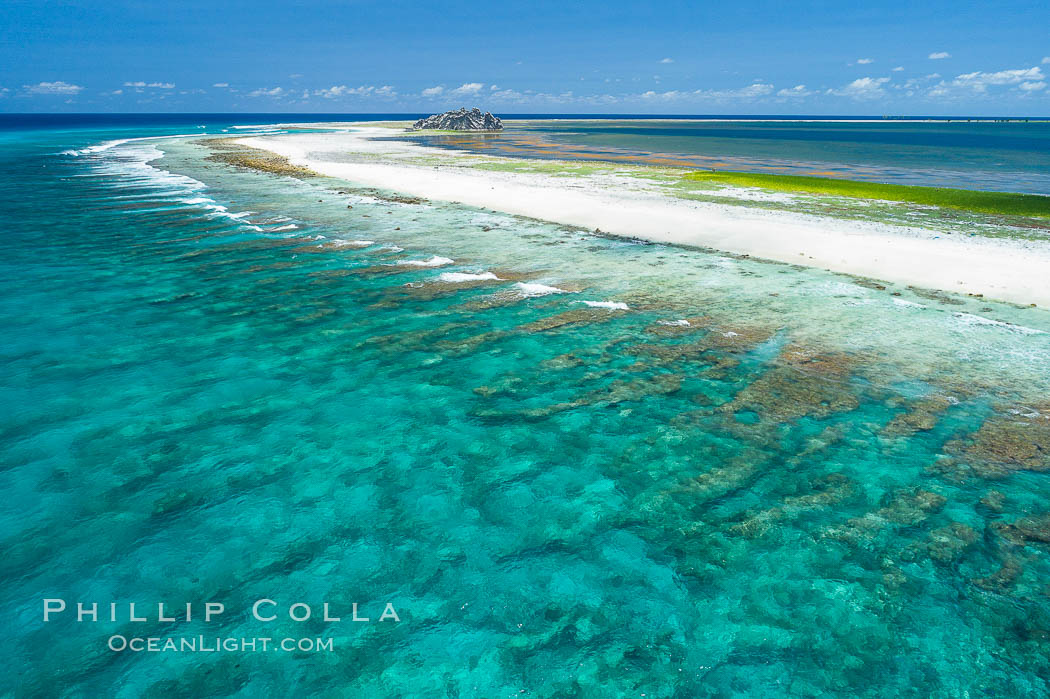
xmin=237 ymin=126 xmax=1050 ymax=307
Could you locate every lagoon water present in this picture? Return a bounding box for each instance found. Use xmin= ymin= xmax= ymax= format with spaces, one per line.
xmin=3 ymin=116 xmax=1050 ymax=697
xmin=412 ymin=117 xmax=1050 ymax=195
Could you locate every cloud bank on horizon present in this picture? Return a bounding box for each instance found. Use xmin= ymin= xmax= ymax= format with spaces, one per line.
xmin=1 ymin=0 xmax=1047 ymax=114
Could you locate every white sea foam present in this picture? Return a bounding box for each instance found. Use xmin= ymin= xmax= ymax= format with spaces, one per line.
xmin=184 ymin=199 xmax=262 ymax=229
xmin=60 ymin=133 xmax=199 ymax=157
xmin=269 ymin=224 xmax=299 ymax=232
xmin=438 ymin=272 xmax=501 ymax=283
xmin=398 ymin=256 xmax=454 ymax=267
xmin=892 ymin=299 xmax=927 ymax=309
xmin=331 ymin=239 xmax=375 ymax=247
xmin=515 ymin=283 xmax=569 ymax=297
xmin=659 ymin=319 xmax=691 ymax=326
xmin=73 ymin=139 xmax=264 ymax=232
xmin=1008 ymin=406 xmax=1044 ymax=418
xmin=953 ymin=312 xmax=1046 ymax=335
xmin=580 ymin=300 xmax=629 ymax=310
xmin=61 ymin=139 xmax=132 ymax=156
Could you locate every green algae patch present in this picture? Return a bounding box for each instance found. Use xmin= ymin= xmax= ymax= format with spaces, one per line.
xmin=684 ymin=170 xmax=1050 ymax=219
xmin=468 ymin=159 xmax=623 ymax=178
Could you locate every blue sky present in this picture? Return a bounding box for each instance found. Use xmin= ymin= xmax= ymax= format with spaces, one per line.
xmin=1 ymin=0 xmax=1047 ymax=114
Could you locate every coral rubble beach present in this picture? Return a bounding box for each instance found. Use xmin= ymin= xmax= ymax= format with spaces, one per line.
xmin=235 ymin=122 xmax=1050 ymax=307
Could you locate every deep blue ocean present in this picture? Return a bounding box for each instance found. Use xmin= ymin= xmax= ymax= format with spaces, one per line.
xmin=3 ymin=114 xmax=1050 ymax=697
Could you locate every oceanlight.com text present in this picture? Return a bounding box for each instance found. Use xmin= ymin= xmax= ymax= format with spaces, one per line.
xmin=107 ymin=635 xmax=335 ymax=653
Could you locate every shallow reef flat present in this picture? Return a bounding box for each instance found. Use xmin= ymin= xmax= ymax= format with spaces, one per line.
xmin=236 ymin=127 xmax=1050 ymax=307
xmin=204 ymin=138 xmax=319 ymax=177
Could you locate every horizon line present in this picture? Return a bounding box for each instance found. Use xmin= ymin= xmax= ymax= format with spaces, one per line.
xmin=2 ymin=111 xmax=1049 ymax=120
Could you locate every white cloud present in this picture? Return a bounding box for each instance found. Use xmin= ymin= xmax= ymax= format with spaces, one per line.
xmin=926 ymin=66 xmax=1045 ymax=98
xmin=248 ymin=86 xmax=284 ymax=97
xmin=581 ymin=93 xmax=618 ymax=105
xmin=123 ymin=81 xmax=174 ymax=88
xmin=641 ymin=90 xmax=687 ymax=100
xmin=828 ymin=77 xmax=891 ymax=99
xmin=451 ymin=82 xmax=484 ymax=95
xmin=213 ymin=82 xmax=229 ymax=88
xmin=729 ymin=83 xmax=774 ymax=98
xmin=928 ymin=52 xmax=951 ymax=60
xmin=107 ymin=89 xmax=123 ymax=95
xmin=421 ymin=85 xmax=444 ymax=96
xmin=692 ymin=83 xmax=774 ymax=101
xmin=479 ymin=88 xmax=616 ymax=106
xmin=641 ymin=83 xmax=774 ymax=102
xmin=312 ymin=85 xmax=395 ymax=99
xmin=490 ymin=88 xmax=526 ymax=102
xmin=315 ymin=85 xmax=364 ymax=98
xmin=659 ymin=57 xmax=674 ymax=64
xmin=901 ymin=76 xmax=931 ymax=91
xmin=1042 ymin=57 xmax=1050 ymax=65
xmin=950 ymin=66 xmax=1044 ymax=92
xmin=857 ymin=58 xmax=874 ymax=64
xmin=25 ymin=81 xmax=83 ymax=95
xmin=892 ymin=66 xmax=904 ymax=72
xmin=777 ymin=84 xmax=813 ymax=98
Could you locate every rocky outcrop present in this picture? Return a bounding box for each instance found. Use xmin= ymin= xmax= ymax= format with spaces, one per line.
xmin=412 ymin=107 xmax=503 ymax=131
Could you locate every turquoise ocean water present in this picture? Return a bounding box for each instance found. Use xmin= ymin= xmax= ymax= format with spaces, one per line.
xmin=4 ymin=116 xmax=1050 ymax=697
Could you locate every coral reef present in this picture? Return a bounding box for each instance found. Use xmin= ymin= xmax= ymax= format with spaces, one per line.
xmin=204 ymin=139 xmax=316 ymax=177
xmin=946 ymin=405 xmax=1050 ymax=475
